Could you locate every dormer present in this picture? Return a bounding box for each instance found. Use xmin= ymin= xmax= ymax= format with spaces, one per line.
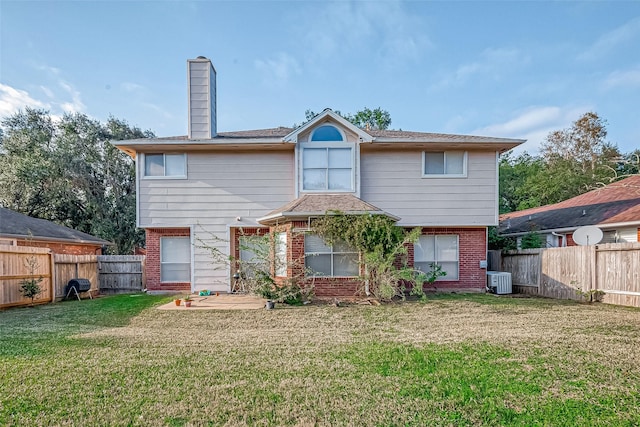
xmin=289 ymin=109 xmax=372 ymax=198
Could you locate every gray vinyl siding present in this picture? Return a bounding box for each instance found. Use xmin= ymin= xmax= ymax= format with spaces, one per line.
xmin=139 ymin=151 xmax=293 ymax=291
xmin=360 ymin=150 xmax=498 ymax=226
xmin=188 ymin=60 xmax=216 ymax=138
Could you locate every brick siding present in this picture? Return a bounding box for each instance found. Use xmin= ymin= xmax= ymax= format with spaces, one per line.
xmin=145 ymin=228 xmax=191 ymax=292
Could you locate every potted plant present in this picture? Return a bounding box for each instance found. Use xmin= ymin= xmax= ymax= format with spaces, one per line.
xmin=174 ymin=298 xmax=181 ymax=306
xmin=184 ymin=295 xmax=192 ymax=308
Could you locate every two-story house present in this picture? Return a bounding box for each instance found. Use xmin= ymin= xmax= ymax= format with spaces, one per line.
xmin=113 ymin=57 xmax=524 ymax=296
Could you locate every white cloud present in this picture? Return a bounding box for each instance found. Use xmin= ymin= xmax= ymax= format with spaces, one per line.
xmin=254 ymin=52 xmax=302 ymax=87
xmin=603 ymin=66 xmax=640 ymax=89
xmin=578 ymin=16 xmax=640 ymax=61
xmin=40 ymin=85 xmax=55 ymax=99
xmin=121 ymin=82 xmax=145 ymax=92
xmin=432 ymin=48 xmax=528 ymax=90
xmin=473 ymin=105 xmax=591 ymax=153
xmin=0 ymin=84 xmax=49 ymax=117
xmin=57 ymin=80 xmax=85 ymax=113
xmin=301 ymin=0 xmax=432 ymax=64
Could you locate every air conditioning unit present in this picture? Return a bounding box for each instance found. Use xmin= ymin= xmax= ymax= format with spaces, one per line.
xmin=487 ymin=271 xmax=512 ymax=295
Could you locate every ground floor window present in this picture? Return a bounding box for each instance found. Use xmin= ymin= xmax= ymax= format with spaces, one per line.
xmin=238 ymin=236 xmax=269 ymax=278
xmin=414 ymin=235 xmax=459 ymax=280
xmin=160 ymin=237 xmax=191 ymax=282
xmin=275 ymin=232 xmax=287 ymax=277
xmin=304 ymin=234 xmax=358 ymax=277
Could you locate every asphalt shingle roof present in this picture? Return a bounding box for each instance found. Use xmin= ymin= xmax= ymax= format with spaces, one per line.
xmin=499 ymin=175 xmax=640 ymax=235
xmin=0 ymin=207 xmax=111 ymax=245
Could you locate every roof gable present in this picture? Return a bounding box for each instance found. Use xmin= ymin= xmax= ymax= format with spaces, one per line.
xmin=283 ymin=109 xmax=373 ymax=143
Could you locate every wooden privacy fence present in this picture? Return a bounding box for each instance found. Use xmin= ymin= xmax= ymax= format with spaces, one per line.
xmin=54 ymin=254 xmax=99 ymax=299
xmin=493 ymin=243 xmax=640 ymax=308
xmin=1 ymin=248 xmax=146 ymax=309
xmin=98 ymin=255 xmax=145 ymax=294
xmin=0 ymin=245 xmax=54 ymax=308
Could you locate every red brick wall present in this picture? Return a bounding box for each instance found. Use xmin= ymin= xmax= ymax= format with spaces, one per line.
xmin=566 ymin=233 xmax=577 ymax=247
xmin=145 ymin=228 xmax=191 ymax=292
xmin=286 ymin=225 xmax=488 ymax=297
xmin=414 ymin=227 xmax=487 ymax=292
xmin=16 ymin=239 xmax=102 ymax=255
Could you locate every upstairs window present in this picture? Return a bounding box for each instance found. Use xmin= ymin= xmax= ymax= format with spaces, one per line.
xmin=311 ymin=125 xmax=344 ymax=141
xmin=304 ymin=234 xmax=358 ymax=277
xmin=302 ymin=147 xmax=353 ymax=190
xmin=144 ymin=153 xmax=186 ymax=177
xmin=422 ymin=151 xmax=466 ymax=177
xmin=302 ymin=124 xmax=354 ymax=192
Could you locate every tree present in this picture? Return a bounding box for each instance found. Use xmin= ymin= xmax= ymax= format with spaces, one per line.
xmin=0 ymin=108 xmax=152 ymax=254
xmin=297 ymin=107 xmax=392 ymax=130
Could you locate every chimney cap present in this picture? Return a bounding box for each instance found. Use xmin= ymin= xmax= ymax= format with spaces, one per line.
xmin=196 ymin=55 xmax=209 ymax=60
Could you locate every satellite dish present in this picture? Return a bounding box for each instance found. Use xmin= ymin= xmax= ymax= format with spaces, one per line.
xmin=573 ymin=225 xmax=603 ymax=246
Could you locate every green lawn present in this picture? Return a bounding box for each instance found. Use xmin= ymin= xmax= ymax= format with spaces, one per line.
xmin=1 ymin=294 xmax=639 ymax=426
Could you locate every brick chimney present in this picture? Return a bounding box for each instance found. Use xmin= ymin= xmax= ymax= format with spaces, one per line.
xmin=187 ymin=56 xmax=216 ymax=139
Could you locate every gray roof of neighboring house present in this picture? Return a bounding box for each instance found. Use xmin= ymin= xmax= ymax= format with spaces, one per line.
xmin=499 ymin=176 xmax=640 ymax=236
xmin=0 ymin=207 xmax=111 ymax=245
xmin=257 ymin=194 xmax=399 ymax=225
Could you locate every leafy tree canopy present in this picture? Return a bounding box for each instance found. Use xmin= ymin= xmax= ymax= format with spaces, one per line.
xmin=0 ymin=108 xmax=153 ymax=254
xmin=297 ymin=107 xmax=392 ymax=130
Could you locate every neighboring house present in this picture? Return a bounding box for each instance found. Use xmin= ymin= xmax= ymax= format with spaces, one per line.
xmin=499 ymin=175 xmax=640 ymax=247
xmin=113 ymin=56 xmax=524 ymax=296
xmin=0 ymin=207 xmax=110 ymax=254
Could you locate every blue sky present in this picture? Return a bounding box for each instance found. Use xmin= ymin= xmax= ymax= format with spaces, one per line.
xmin=1 ymin=1 xmax=639 ymax=154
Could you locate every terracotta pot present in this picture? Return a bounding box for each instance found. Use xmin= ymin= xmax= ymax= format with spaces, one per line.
xmin=174 ymin=299 xmax=181 ymax=306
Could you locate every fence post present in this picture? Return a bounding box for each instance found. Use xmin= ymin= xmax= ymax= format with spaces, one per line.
xmin=49 ymin=251 xmax=56 ymax=303
xmin=590 ymin=245 xmax=597 ymax=294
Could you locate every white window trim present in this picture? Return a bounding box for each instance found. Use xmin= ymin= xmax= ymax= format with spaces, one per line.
xmin=160 ymin=236 xmax=191 ymax=283
xmin=421 ymin=151 xmax=468 ymax=178
xmin=415 ymin=235 xmax=460 ymax=281
xmin=304 ymin=235 xmax=359 ymax=277
xmin=299 ymin=142 xmax=356 ymax=193
xmin=142 ymin=153 xmax=188 ymax=179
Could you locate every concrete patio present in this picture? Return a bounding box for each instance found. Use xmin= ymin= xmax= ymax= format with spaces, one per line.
xmin=157 ymin=293 xmax=267 ymax=310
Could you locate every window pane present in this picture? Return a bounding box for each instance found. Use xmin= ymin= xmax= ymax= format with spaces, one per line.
xmin=303 ymin=148 xmax=327 ymax=168
xmin=437 ymin=235 xmax=458 ymax=261
xmin=415 ymin=236 xmax=435 ymax=262
xmin=333 ymin=253 xmax=359 ymax=276
xmin=306 ymin=254 xmax=331 ymax=275
xmin=333 ymin=240 xmax=354 ymax=253
xmin=275 ymin=233 xmax=287 ymax=277
xmin=161 ymin=263 xmax=190 ymax=282
xmin=303 ymin=169 xmax=326 ymax=190
xmin=145 ymin=154 xmax=164 ymax=176
xmin=328 ymin=148 xmax=351 ymax=168
xmin=424 ymin=152 xmax=445 ymax=174
xmin=311 ymin=125 xmax=343 ymax=141
xmin=328 ymin=169 xmax=352 ymax=190
xmin=446 ymin=152 xmax=464 ymax=174
xmin=161 ymin=237 xmax=190 ymax=263
xmin=305 ymin=234 xmax=331 ymax=253
xmin=414 ymin=261 xmax=435 ymax=274
xmin=439 ymin=262 xmax=459 ymax=280
xmin=165 ymin=154 xmax=186 ymax=176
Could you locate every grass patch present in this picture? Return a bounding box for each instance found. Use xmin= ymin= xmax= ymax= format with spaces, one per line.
xmin=1 ymin=293 xmax=639 ymax=425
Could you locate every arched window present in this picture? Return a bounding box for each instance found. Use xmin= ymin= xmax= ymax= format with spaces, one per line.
xmin=310 ymin=125 xmax=344 ymax=142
